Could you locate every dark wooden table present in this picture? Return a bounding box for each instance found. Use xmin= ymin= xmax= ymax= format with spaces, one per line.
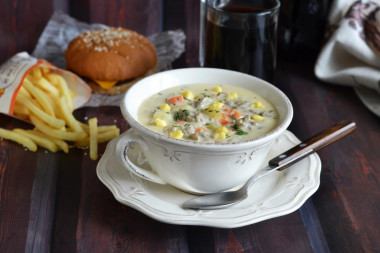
xmin=1 ymin=1 xmax=379 ymax=252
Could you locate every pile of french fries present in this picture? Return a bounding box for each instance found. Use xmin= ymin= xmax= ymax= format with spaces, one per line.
xmin=0 ymin=66 xmax=120 ymax=160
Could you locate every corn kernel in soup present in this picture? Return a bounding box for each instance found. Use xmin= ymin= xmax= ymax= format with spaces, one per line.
xmin=138 ymin=84 xmax=279 ymax=143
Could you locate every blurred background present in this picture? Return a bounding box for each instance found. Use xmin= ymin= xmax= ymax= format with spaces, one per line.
xmin=0 ymin=0 xmax=333 ymax=65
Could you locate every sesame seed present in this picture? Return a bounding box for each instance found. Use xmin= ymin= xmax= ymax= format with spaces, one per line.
xmin=80 ymin=28 xmax=135 ymax=53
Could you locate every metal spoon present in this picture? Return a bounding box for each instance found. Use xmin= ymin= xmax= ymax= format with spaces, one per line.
xmin=182 ymin=120 xmax=356 ymax=210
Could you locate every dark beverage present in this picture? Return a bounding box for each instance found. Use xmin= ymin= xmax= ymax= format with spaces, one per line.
xmin=278 ymin=0 xmax=330 ymax=61
xmin=204 ymin=4 xmax=279 ymax=82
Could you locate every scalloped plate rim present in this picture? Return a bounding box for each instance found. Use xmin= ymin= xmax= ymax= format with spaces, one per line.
xmin=97 ymin=130 xmax=321 ymax=228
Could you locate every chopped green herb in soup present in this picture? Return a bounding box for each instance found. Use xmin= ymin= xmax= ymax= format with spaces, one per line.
xmin=138 ymin=84 xmax=279 ymax=143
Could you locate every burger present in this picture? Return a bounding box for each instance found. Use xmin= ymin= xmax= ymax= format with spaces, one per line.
xmin=65 ymin=27 xmax=157 ymax=95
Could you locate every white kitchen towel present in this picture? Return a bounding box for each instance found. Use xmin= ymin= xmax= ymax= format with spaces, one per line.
xmin=315 ymin=0 xmax=380 ymax=116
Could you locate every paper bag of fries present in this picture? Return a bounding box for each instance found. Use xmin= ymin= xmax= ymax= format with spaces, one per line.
xmin=0 ymin=52 xmax=120 ymax=160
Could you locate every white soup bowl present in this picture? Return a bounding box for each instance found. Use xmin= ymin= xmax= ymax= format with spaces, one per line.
xmin=116 ymin=68 xmax=293 ymax=194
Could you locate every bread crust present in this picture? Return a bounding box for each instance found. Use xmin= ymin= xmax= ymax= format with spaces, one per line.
xmin=65 ymin=27 xmax=157 ymax=82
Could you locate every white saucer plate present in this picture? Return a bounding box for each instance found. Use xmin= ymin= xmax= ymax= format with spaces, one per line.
xmin=97 ymin=130 xmax=321 ymax=228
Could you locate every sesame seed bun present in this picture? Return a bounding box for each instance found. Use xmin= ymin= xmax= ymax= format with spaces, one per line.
xmin=65 ymin=27 xmax=157 ymax=94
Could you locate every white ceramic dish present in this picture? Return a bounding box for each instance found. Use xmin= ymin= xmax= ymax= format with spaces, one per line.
xmin=118 ymin=68 xmax=293 ymax=194
xmin=97 ymin=130 xmax=321 ymax=228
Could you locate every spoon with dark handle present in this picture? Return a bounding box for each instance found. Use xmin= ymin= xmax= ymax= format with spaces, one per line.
xmin=182 ymin=120 xmax=357 ymax=210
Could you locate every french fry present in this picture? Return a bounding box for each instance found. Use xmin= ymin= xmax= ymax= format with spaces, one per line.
xmin=16 ymin=96 xmax=65 ymax=129
xmin=40 ymin=66 xmax=50 ymax=75
xmin=44 ymin=72 xmax=59 ymax=86
xmin=30 ymin=114 xmax=87 ymax=141
xmin=18 ymin=86 xmax=33 ymax=99
xmin=22 ymin=79 xmax=56 ymax=117
xmin=14 ymin=102 xmax=30 ymax=117
xmin=3 ymin=66 xmax=120 ymax=159
xmin=79 ymin=122 xmax=118 ymax=134
xmin=74 ymin=128 xmax=120 ymax=147
xmin=89 ymin=117 xmax=98 ymax=160
xmin=15 ymin=87 xmax=32 ymax=101
xmin=58 ymin=97 xmax=83 ymax=132
xmin=97 ymin=125 xmax=118 ymax=133
xmin=30 ymin=67 xmax=42 ymax=80
xmin=98 ymin=128 xmax=120 ymax=143
xmin=34 ymin=76 xmax=60 ymax=96
xmin=28 ymin=130 xmax=69 ymax=153
xmin=13 ymin=128 xmax=59 ymax=152
xmin=0 ymin=128 xmax=37 ymax=151
xmin=73 ymin=136 xmax=89 ymax=147
xmin=55 ymin=74 xmax=74 ymax=112
xmin=44 ymin=92 xmax=63 ymax=119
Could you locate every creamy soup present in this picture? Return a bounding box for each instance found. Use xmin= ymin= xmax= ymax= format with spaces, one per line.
xmin=138 ymin=84 xmax=279 ymax=143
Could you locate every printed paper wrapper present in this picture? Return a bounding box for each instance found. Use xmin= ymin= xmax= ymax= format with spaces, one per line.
xmin=0 ymin=52 xmax=91 ymax=118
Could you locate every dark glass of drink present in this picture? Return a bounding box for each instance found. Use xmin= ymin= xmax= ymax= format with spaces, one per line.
xmin=202 ymin=0 xmax=280 ymax=83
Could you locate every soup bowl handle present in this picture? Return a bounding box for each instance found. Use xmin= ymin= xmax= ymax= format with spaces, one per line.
xmin=115 ymin=129 xmax=167 ymax=185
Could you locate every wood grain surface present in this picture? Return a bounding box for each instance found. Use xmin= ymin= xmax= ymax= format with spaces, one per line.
xmin=0 ymin=0 xmax=379 ymax=252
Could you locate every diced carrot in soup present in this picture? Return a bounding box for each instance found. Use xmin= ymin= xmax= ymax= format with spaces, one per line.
xmin=167 ymin=96 xmax=185 ymax=105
